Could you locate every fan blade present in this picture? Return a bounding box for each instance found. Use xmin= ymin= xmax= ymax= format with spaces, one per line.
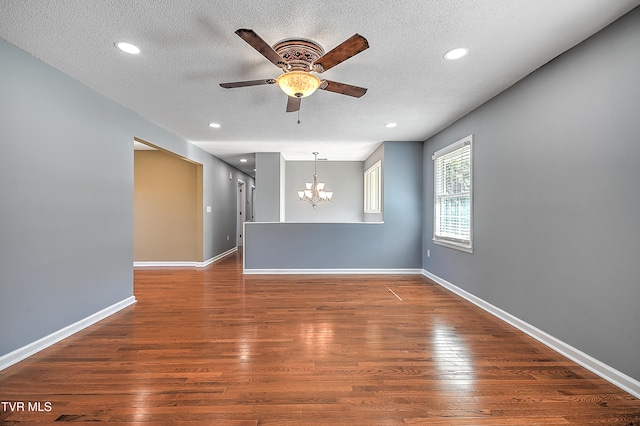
xmin=286 ymin=96 xmax=301 ymax=112
xmin=312 ymin=34 xmax=369 ymax=73
xmin=235 ymin=29 xmax=288 ymax=69
xmin=220 ymin=79 xmax=276 ymax=88
xmin=320 ymin=80 xmax=367 ymax=98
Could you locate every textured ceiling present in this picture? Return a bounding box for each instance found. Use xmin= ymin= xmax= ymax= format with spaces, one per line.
xmin=2 ymin=0 xmax=638 ymax=176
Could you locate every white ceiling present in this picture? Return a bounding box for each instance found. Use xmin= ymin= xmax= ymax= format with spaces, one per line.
xmin=2 ymin=0 xmax=638 ymax=176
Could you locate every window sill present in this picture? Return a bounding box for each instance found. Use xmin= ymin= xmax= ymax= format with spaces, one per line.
xmin=433 ymin=239 xmax=473 ymax=254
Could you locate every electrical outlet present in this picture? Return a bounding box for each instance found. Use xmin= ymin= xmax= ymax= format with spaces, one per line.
xmin=426 ymin=249 xmax=431 ymax=257
xmin=226 ymin=236 xmax=230 ymax=241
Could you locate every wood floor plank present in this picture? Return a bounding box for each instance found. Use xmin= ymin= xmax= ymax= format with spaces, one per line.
xmin=1 ymin=249 xmax=639 ymax=424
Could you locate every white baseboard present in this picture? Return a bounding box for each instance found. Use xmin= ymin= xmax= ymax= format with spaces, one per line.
xmin=243 ymin=268 xmax=424 ymax=275
xmin=134 ymin=260 xmax=196 ymax=267
xmin=134 ymin=247 xmax=237 ymax=268
xmin=422 ymin=269 xmax=640 ymax=399
xmin=198 ymin=247 xmax=237 ymax=267
xmin=0 ymin=296 xmax=136 ymax=371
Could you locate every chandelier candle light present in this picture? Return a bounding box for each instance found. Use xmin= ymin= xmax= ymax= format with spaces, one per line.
xmin=298 ymin=152 xmax=333 ymax=208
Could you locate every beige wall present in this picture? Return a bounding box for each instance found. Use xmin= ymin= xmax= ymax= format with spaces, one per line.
xmin=134 ymin=150 xmax=200 ymax=261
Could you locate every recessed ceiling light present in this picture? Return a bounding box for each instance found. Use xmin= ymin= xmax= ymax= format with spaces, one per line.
xmin=240 ymin=158 xmax=247 ymax=163
xmin=208 ymin=123 xmax=221 ymax=128
xmin=115 ymin=42 xmax=141 ymax=55
xmin=385 ymin=122 xmax=397 ymax=128
xmin=444 ymin=47 xmax=468 ymax=60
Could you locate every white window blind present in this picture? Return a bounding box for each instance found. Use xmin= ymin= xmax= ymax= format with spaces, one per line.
xmin=364 ymin=160 xmax=381 ymax=213
xmin=433 ymin=135 xmax=473 ymax=252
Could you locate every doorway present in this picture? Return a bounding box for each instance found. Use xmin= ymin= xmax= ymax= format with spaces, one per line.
xmin=133 ymin=137 xmax=204 ymax=262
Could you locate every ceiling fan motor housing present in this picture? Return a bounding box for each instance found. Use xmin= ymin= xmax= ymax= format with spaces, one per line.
xmin=273 ymin=38 xmax=325 ymax=72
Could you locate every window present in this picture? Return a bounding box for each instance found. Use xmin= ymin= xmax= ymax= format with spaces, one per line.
xmin=433 ymin=135 xmax=473 ymax=253
xmin=364 ymin=160 xmax=382 ymax=213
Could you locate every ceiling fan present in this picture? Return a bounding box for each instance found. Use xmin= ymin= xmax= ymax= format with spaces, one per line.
xmin=220 ymin=29 xmax=369 ymax=113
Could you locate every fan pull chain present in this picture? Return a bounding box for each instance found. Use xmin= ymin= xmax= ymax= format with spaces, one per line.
xmin=297 ymin=108 xmax=301 ymax=124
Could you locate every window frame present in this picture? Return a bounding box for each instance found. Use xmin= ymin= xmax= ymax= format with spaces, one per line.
xmin=432 ymin=135 xmax=473 ymax=253
xmin=364 ymin=160 xmax=382 ymax=214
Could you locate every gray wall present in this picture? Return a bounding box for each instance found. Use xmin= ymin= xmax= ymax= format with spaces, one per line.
xmin=255 ymin=153 xmax=284 ymax=222
xmin=245 ymin=141 xmax=423 ymax=270
xmin=0 ymin=39 xmax=253 ymax=358
xmin=422 ymin=8 xmax=640 ymax=381
xmin=0 ymin=39 xmax=134 ymax=356
xmin=285 ymin=161 xmax=364 ymax=222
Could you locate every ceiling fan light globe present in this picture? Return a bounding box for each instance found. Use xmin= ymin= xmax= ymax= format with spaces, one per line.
xmin=277 ymin=71 xmax=321 ymax=98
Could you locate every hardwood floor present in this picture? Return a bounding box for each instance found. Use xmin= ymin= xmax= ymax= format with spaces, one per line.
xmin=1 ymin=250 xmax=639 ymax=425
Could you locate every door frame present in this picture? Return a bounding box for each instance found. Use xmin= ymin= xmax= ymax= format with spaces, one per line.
xmin=237 ymin=179 xmax=246 ymax=247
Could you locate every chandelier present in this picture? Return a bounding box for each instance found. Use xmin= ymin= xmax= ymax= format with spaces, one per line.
xmin=298 ymin=152 xmax=333 ymax=208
